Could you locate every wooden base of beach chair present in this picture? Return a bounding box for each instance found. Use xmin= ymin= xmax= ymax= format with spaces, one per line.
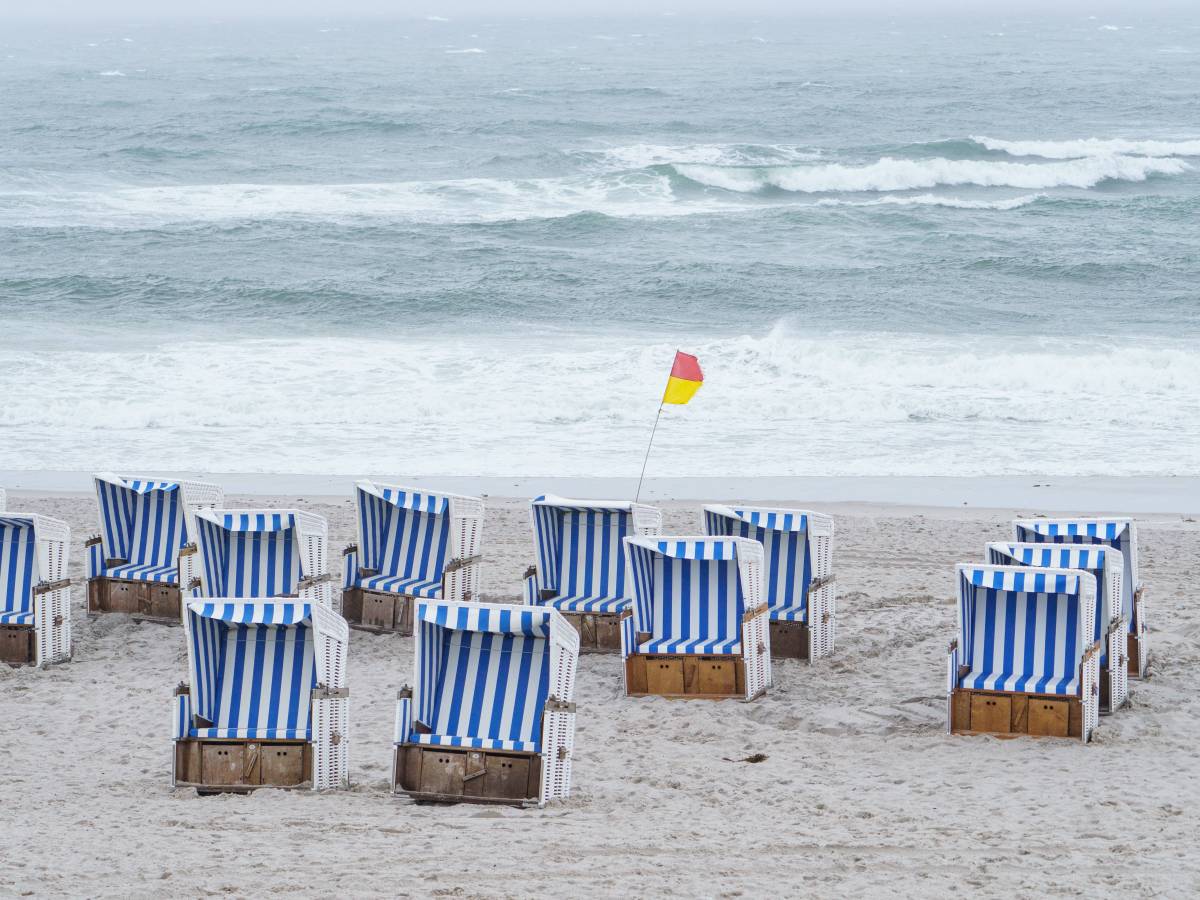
xmin=950 ymin=689 xmax=1083 ymax=739
xmin=393 ymin=745 xmax=542 ymax=807
xmin=0 ymin=625 xmax=35 ymax=666
xmin=769 ymin=620 xmax=811 ymax=660
xmin=560 ymin=612 xmax=623 ymax=653
xmin=1127 ymin=633 xmax=1147 ymax=678
xmin=340 ymin=588 xmax=414 ymax=635
xmin=174 ymin=739 xmax=312 ymax=793
xmin=88 ymin=577 xmax=180 ymax=624
xmin=624 ymin=653 xmax=747 ymax=699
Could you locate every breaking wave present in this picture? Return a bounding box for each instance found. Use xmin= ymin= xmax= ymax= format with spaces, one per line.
xmin=672 ymin=154 xmax=1188 ymax=194
xmin=970 ymin=135 xmax=1200 ymax=159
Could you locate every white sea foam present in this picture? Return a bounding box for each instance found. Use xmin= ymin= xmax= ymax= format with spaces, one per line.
xmin=972 ymin=135 xmax=1200 ymax=159
xmin=99 ymin=70 xmax=126 ymax=77
xmin=0 ymin=328 xmax=1194 ymax=477
xmin=445 ymin=47 xmax=485 ymax=54
xmin=815 ymin=193 xmax=1044 ymax=211
xmin=0 ymin=172 xmax=747 ymax=227
xmin=675 ymin=154 xmax=1189 ymax=193
xmin=590 ymin=142 xmax=823 ymax=169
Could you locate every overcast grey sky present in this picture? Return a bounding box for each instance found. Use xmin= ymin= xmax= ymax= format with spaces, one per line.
xmin=0 ymin=0 xmax=1192 ymax=19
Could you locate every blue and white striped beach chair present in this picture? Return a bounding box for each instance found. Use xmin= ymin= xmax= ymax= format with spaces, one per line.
xmin=703 ymin=505 xmax=835 ymax=660
xmin=85 ymin=473 xmax=223 ymax=623
xmin=173 ymin=598 xmax=349 ymax=792
xmin=948 ymin=565 xmax=1100 ymax=742
xmin=342 ymin=481 xmax=484 ymax=634
xmin=0 ymin=512 xmax=71 ymax=667
xmin=1012 ymin=518 xmax=1147 ymax=679
xmin=392 ymin=600 xmax=579 ymax=807
xmin=987 ymin=542 xmax=1127 ymax=714
xmin=621 ymin=536 xmax=769 ymax=700
xmin=523 ymin=495 xmax=661 ymax=651
xmin=184 ymin=509 xmax=334 ymax=610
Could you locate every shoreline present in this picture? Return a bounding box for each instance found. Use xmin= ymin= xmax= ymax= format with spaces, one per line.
xmin=2 ymin=470 xmax=1198 ymax=514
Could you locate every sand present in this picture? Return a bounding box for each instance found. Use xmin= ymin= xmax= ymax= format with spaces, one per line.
xmin=1 ymin=490 xmax=1198 ymax=898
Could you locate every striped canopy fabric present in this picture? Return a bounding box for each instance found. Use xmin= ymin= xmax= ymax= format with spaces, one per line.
xmin=1014 ymin=518 xmax=1137 ymax=635
xmin=987 ymin=543 xmax=1120 ymax=651
xmin=353 ymin=482 xmax=452 ymax=599
xmin=531 ymin=496 xmax=638 ymax=614
xmin=704 ymin=506 xmax=811 ymax=622
xmin=957 ymin=566 xmax=1089 ymax=696
xmin=94 ymin=475 xmax=187 ymax=585
xmin=411 ymin=602 xmax=552 ymax=752
xmin=185 ymin=600 xmax=316 ymax=740
xmin=626 ymin=538 xmax=749 ymax=655
xmin=194 ymin=511 xmax=302 ymax=599
xmin=0 ymin=516 xmax=37 ymax=626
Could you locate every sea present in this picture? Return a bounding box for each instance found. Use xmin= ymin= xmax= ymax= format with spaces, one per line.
xmin=1 ymin=14 xmax=1198 ymax=480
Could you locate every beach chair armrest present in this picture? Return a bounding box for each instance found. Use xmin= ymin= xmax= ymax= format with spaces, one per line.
xmin=33 ymin=578 xmax=72 ymax=595
xmin=806 ymin=573 xmax=836 ymax=596
xmin=84 ymin=534 xmax=103 ymax=548
xmin=342 ymin=543 xmax=358 ymax=557
xmin=444 ymin=554 xmax=481 ymax=574
xmin=741 ymin=602 xmax=769 ymax=623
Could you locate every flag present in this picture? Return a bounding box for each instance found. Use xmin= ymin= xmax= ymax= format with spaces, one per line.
xmin=661 ymin=351 xmax=703 ymax=405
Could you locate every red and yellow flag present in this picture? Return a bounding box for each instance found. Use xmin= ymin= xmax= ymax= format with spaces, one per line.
xmin=662 ymin=351 xmax=703 ymax=405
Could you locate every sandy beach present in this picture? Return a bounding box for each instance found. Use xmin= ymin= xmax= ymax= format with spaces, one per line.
xmin=2 ymin=485 xmax=1197 ymax=897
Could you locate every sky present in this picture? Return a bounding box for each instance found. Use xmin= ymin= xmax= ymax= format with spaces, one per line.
xmin=0 ymin=0 xmax=1193 ymax=19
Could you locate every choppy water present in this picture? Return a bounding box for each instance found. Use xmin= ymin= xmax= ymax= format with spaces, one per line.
xmin=1 ymin=16 xmax=1198 ymax=477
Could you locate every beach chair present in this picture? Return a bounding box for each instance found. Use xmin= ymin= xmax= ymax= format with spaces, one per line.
xmin=183 ymin=509 xmax=334 ymax=610
xmin=342 ymin=481 xmax=484 ymax=634
xmin=86 ymin=473 xmax=223 ymax=623
xmin=621 ymin=536 xmax=769 ymax=700
xmin=1013 ymin=518 xmax=1148 ymax=679
xmin=523 ymin=495 xmax=662 ymax=651
xmin=0 ymin=513 xmax=71 ymax=667
xmin=392 ymin=600 xmax=579 ymax=807
xmin=948 ymin=565 xmax=1099 ymax=742
xmin=172 ymin=598 xmax=349 ymax=792
xmin=703 ymin=505 xmax=835 ymax=660
xmin=987 ymin=542 xmax=1128 ymax=714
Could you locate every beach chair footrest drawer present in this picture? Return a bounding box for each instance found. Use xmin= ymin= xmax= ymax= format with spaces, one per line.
xmin=560 ymin=612 xmax=623 ymax=653
xmin=341 ymin=588 xmax=414 ymax=635
xmin=768 ymin=620 xmax=810 ymax=660
xmin=393 ymin=745 xmax=541 ymax=806
xmin=951 ymin=689 xmax=1081 ymax=739
xmin=88 ymin=577 xmax=181 ymax=623
xmin=0 ymin=625 xmax=35 ymax=666
xmin=625 ymin=654 xmax=745 ymax=699
xmin=175 ymin=739 xmax=312 ymax=791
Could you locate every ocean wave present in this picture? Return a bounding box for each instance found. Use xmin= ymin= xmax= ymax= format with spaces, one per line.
xmin=585 ymin=142 xmax=823 ymax=170
xmin=970 ymin=135 xmax=1200 ymax=159
xmin=0 ymin=328 xmax=1194 ymax=477
xmin=814 ymin=193 xmax=1045 ymax=211
xmin=672 ymin=154 xmax=1189 ymax=194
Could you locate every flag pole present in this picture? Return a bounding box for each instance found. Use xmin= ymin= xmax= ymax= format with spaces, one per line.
xmin=634 ymin=401 xmax=665 ymax=504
